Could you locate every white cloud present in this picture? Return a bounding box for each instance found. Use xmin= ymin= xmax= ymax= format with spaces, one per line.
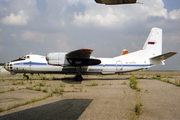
xmin=49 ymin=33 xmax=72 ymax=51
xmin=1 ymin=10 xmax=29 ymax=25
xmin=8 ymin=0 xmax=38 ymax=17
xmin=73 ymin=9 xmax=120 ymax=27
xmin=11 ymin=33 xmax=18 ymax=38
xmin=168 ymin=9 xmax=180 ymax=20
xmin=21 ymin=30 xmax=45 ymax=42
xmin=21 ymin=31 xmax=73 ymax=51
xmin=0 ymin=0 xmax=39 ymax=26
xmin=67 ymin=0 xmax=80 ymax=5
xmin=21 ymin=31 xmax=35 ymax=40
xmin=72 ymin=0 xmax=170 ymax=28
xmin=56 ymin=40 xmax=72 ymax=51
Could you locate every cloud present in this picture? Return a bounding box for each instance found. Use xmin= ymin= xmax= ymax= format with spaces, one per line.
xmin=47 ymin=33 xmax=73 ymax=51
xmin=0 ymin=0 xmax=39 ymax=26
xmin=73 ymin=8 xmax=120 ymax=27
xmin=21 ymin=30 xmax=45 ymax=42
xmin=67 ymin=0 xmax=80 ymax=5
xmin=1 ymin=10 xmax=29 ymax=25
xmin=20 ymin=31 xmax=73 ymax=51
xmin=168 ymin=9 xmax=180 ymax=19
xmin=11 ymin=33 xmax=18 ymax=38
xmin=72 ymin=0 xmax=179 ymax=28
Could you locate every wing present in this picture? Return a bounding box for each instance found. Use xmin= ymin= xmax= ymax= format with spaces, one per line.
xmin=66 ymin=49 xmax=101 ymax=66
xmin=95 ymin=0 xmax=137 ymax=5
xmin=150 ymin=52 xmax=177 ymax=61
xmin=66 ymin=48 xmax=93 ymax=58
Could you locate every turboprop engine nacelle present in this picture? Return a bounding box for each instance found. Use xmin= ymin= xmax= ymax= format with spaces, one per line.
xmin=46 ymin=52 xmax=69 ymax=66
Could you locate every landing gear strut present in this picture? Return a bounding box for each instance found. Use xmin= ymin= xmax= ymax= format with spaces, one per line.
xmin=75 ymin=66 xmax=83 ymax=81
xmin=23 ymin=73 xmax=29 ymax=80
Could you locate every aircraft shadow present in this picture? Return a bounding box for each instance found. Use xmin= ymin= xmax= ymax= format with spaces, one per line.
xmin=61 ymin=77 xmax=130 ymax=84
xmin=0 ymin=99 xmax=93 ymax=120
xmin=83 ymin=78 xmax=129 ymax=80
xmin=62 ymin=79 xmax=82 ymax=84
xmin=61 ymin=77 xmax=153 ymax=84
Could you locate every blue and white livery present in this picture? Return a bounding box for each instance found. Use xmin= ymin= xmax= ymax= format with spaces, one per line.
xmin=4 ymin=28 xmax=177 ymax=80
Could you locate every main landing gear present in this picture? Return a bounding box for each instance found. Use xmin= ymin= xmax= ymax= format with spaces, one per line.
xmin=75 ymin=75 xmax=83 ymax=81
xmin=75 ymin=66 xmax=83 ymax=81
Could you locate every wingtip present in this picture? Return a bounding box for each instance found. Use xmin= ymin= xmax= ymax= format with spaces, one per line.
xmin=169 ymin=52 xmax=177 ymax=54
xmin=82 ymin=48 xmax=93 ymax=51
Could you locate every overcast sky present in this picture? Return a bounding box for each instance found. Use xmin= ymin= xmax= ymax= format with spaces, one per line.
xmin=0 ymin=0 xmax=179 ymax=70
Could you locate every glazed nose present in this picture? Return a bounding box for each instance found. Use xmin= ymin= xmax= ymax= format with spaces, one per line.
xmin=4 ymin=62 xmax=10 ymax=71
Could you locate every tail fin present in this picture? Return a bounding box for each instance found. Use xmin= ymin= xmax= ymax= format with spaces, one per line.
xmin=114 ymin=27 xmax=176 ymax=68
xmin=142 ymin=28 xmax=162 ymax=58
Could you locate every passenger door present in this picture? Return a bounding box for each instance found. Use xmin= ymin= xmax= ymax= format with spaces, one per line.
xmin=116 ymin=60 xmax=123 ymax=71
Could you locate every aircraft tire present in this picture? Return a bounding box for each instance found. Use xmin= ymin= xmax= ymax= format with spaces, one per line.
xmin=23 ymin=75 xmax=29 ymax=80
xmin=76 ymin=75 xmax=82 ymax=81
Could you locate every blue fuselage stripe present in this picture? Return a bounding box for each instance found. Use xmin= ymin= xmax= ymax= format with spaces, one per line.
xmin=13 ymin=62 xmax=151 ymax=67
xmin=94 ymin=64 xmax=152 ymax=67
xmin=14 ymin=62 xmax=47 ymax=65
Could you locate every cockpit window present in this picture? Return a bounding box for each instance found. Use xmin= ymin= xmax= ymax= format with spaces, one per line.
xmin=21 ymin=56 xmax=30 ymax=59
xmin=26 ymin=56 xmax=30 ymax=59
xmin=11 ymin=56 xmax=25 ymax=62
xmin=22 ymin=56 xmax=26 ymax=59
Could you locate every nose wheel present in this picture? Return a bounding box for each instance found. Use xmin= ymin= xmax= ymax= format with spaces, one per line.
xmin=23 ymin=73 xmax=29 ymax=80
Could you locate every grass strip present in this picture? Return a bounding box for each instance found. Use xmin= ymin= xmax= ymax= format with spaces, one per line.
xmin=0 ymin=91 xmax=5 ymax=94
xmin=153 ymin=76 xmax=180 ymax=87
xmin=86 ymin=82 xmax=98 ymax=86
xmin=0 ymin=93 xmax=53 ymax=113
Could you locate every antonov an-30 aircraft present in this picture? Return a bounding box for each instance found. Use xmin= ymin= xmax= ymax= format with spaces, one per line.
xmin=4 ymin=28 xmax=176 ymax=80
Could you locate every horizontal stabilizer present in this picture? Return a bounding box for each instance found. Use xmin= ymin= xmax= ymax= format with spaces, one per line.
xmin=150 ymin=52 xmax=177 ymax=61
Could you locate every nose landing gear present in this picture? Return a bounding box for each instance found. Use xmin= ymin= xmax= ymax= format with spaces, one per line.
xmin=23 ymin=73 xmax=29 ymax=80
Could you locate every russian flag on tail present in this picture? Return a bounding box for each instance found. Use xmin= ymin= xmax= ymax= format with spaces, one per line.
xmin=148 ymin=42 xmax=155 ymax=45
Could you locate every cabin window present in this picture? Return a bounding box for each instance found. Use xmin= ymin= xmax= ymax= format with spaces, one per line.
xmin=26 ymin=56 xmax=30 ymax=59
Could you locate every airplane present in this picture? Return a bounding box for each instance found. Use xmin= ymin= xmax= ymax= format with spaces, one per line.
xmin=4 ymin=27 xmax=177 ymax=81
xmin=94 ymin=0 xmax=137 ymax=5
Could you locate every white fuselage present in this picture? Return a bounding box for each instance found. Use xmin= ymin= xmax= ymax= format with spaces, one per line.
xmin=4 ymin=54 xmax=151 ymax=75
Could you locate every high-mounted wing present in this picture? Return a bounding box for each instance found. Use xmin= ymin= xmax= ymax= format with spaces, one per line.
xmin=66 ymin=48 xmax=93 ymax=58
xmin=150 ymin=52 xmax=177 ymax=61
xmin=66 ymin=49 xmax=101 ymax=66
xmin=95 ymin=0 xmax=137 ymax=5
